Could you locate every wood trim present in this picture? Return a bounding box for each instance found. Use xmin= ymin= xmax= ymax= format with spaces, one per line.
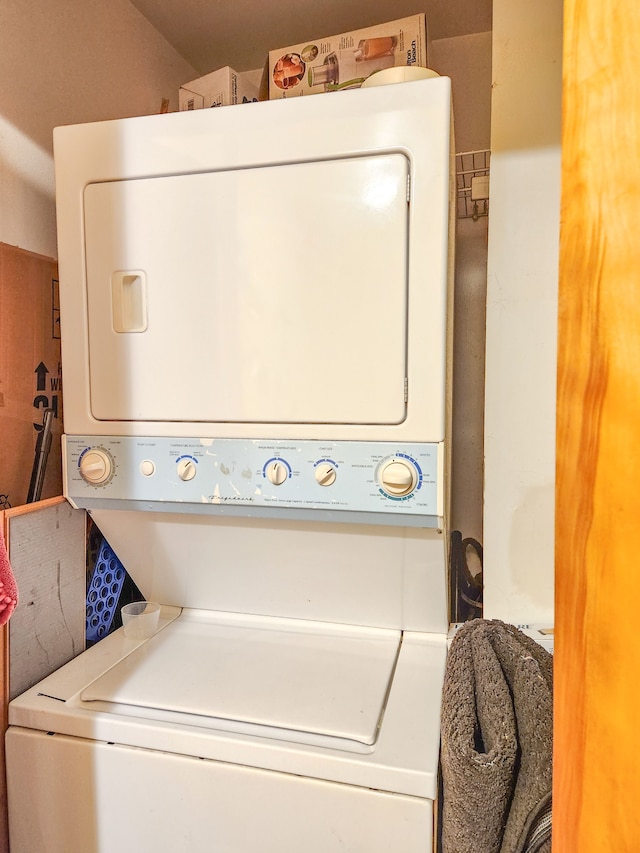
xmin=4 ymin=495 xmax=66 ymax=525
xmin=554 ymin=0 xmax=640 ymax=846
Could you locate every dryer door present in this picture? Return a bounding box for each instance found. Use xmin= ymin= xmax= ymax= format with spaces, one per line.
xmin=84 ymin=153 xmax=409 ymax=427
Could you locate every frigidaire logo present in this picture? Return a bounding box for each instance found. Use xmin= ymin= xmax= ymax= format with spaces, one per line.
xmin=208 ymin=495 xmax=255 ymax=502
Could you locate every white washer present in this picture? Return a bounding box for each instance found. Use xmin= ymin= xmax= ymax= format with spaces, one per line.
xmin=7 ymin=516 xmax=447 ymax=853
xmin=6 ymin=77 xmax=454 ymax=852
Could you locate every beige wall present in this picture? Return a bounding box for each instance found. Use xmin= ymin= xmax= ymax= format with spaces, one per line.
xmin=430 ymin=32 xmax=492 ymax=154
xmin=0 ymin=0 xmax=196 ymax=258
xmin=483 ymin=0 xmax=563 ymax=623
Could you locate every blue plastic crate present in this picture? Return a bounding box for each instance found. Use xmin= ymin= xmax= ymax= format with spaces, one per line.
xmin=86 ymin=539 xmax=127 ymax=643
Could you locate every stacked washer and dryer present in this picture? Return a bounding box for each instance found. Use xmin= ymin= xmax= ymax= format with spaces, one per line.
xmin=6 ymin=76 xmax=454 ymax=852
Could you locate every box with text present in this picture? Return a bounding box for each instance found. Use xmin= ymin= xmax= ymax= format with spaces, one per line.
xmin=268 ymin=14 xmax=428 ymax=99
xmin=179 ymin=66 xmax=260 ymax=110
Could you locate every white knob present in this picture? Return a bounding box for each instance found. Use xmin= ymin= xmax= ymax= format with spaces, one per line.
xmin=315 ymin=463 xmax=337 ymax=487
xmin=140 ymin=460 xmax=155 ymax=477
xmin=380 ymin=459 xmax=417 ymax=497
xmin=177 ymin=458 xmax=197 ymax=481
xmin=79 ymin=449 xmax=113 ymax=485
xmin=266 ymin=461 xmax=288 ymax=486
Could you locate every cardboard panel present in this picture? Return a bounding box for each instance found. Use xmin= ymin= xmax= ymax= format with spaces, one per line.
xmin=6 ymin=498 xmax=86 ymax=700
xmin=0 ymin=243 xmax=62 ymax=509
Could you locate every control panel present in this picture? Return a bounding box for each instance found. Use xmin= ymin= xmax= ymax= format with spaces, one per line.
xmin=64 ymin=436 xmax=442 ymax=524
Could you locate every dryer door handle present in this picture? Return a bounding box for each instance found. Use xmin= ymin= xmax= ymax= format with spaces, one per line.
xmin=111 ymin=270 xmax=147 ymax=333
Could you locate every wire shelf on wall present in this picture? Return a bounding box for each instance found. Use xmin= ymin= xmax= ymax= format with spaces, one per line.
xmin=456 ymin=150 xmax=490 ymax=220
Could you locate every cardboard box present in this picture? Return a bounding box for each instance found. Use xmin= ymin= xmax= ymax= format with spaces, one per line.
xmin=269 ymin=14 xmax=428 ymax=99
xmin=0 ymin=243 xmax=63 ymax=508
xmin=179 ymin=66 xmax=260 ymax=110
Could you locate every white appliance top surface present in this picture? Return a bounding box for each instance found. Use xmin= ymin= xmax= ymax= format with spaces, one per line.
xmin=9 ymin=606 xmax=447 ymax=799
xmin=81 ymin=609 xmax=399 ymax=746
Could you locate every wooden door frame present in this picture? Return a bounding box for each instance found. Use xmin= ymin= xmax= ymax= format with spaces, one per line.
xmin=554 ymin=0 xmax=640 ymax=846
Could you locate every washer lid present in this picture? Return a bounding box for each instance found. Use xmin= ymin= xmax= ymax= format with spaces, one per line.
xmin=80 ymin=610 xmax=401 ymax=747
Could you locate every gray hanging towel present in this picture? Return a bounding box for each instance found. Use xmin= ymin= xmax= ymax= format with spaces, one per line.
xmin=440 ymin=619 xmax=553 ymax=853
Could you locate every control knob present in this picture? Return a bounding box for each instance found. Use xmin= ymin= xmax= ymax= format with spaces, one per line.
xmin=266 ymin=461 xmax=288 ymax=486
xmin=177 ymin=458 xmax=197 ymax=481
xmin=379 ymin=459 xmax=417 ymax=497
xmin=79 ymin=448 xmax=113 ymax=485
xmin=315 ymin=463 xmax=337 ymax=487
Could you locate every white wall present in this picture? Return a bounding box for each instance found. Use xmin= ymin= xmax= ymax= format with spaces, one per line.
xmin=483 ymin=0 xmax=563 ymax=622
xmin=0 ymin=0 xmax=197 ymax=258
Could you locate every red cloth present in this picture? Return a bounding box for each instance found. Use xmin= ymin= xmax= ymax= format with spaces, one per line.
xmin=0 ymin=527 xmax=18 ymax=625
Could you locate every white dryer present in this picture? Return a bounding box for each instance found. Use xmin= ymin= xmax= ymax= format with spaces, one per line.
xmin=6 ymin=77 xmax=454 ymax=853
